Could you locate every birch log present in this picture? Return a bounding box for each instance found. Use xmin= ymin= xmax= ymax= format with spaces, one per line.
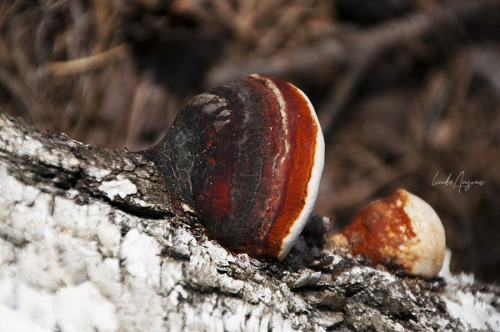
xmin=0 ymin=111 xmax=498 ymax=332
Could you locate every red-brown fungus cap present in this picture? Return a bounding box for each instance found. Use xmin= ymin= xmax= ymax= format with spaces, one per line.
xmin=338 ymin=189 xmax=446 ymax=278
xmin=144 ymin=74 xmax=324 ymax=261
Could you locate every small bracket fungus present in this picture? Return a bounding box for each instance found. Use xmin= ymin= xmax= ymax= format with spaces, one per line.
xmin=327 ymin=189 xmax=446 ymax=278
xmin=142 ymin=74 xmax=325 ymax=261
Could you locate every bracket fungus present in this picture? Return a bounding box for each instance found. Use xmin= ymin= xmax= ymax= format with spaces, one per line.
xmin=142 ymin=74 xmax=325 ymax=261
xmin=327 ymin=189 xmax=446 ymax=278
xmin=141 ymin=74 xmax=445 ymax=276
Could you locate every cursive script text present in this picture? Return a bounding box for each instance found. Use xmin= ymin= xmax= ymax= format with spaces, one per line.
xmin=432 ymin=171 xmax=486 ymax=194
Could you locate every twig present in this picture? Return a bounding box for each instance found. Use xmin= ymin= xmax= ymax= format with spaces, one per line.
xmin=46 ymin=44 xmax=127 ymax=76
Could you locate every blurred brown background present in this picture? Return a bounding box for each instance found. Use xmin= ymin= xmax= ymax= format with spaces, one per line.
xmin=0 ymin=0 xmax=498 ymax=283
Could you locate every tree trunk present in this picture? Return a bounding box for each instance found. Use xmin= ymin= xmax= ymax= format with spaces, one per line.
xmin=0 ymin=111 xmax=498 ymax=331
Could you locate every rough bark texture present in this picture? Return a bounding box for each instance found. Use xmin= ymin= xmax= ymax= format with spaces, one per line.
xmin=0 ymin=110 xmax=498 ymax=331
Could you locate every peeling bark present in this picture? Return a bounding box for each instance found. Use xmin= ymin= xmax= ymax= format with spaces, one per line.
xmin=0 ymin=111 xmax=498 ymax=332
